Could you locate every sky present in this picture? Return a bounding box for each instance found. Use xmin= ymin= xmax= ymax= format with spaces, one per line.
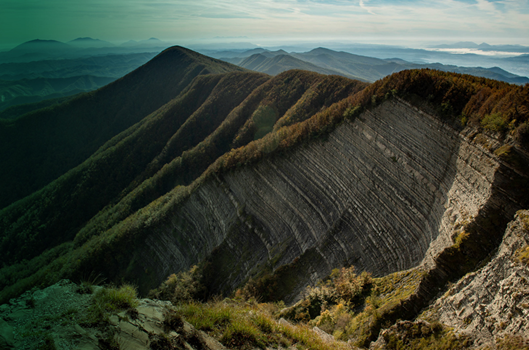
xmin=1 ymin=0 xmax=529 ymax=49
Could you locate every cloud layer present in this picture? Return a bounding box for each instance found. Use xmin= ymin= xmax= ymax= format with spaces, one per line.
xmin=2 ymin=0 xmax=528 ymax=46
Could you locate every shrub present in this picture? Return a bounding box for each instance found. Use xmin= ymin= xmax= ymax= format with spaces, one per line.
xmin=221 ymin=319 xmax=265 ymax=349
xmin=382 ymin=320 xmax=472 ymax=350
xmin=85 ymin=284 xmax=139 ymax=325
xmin=93 ymin=284 xmax=139 ymax=311
xmin=481 ymin=113 xmax=508 ymax=133
xmin=496 ymin=334 xmax=529 ymax=350
xmin=331 ymin=267 xmax=372 ymax=303
xmin=343 ymin=105 xmax=362 ymax=119
xmin=164 ymin=309 xmax=184 ymax=330
xmin=37 ymin=335 xmax=57 ymax=350
xmin=149 ymin=265 xmax=204 ymax=304
xmin=516 ymin=245 xmax=529 ymax=266
xmin=149 ymin=333 xmax=179 ymax=350
xmin=280 ymin=266 xmax=372 ymax=330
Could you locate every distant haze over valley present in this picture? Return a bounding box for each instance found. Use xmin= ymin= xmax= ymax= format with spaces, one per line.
xmin=0 ymin=37 xmax=528 ymax=119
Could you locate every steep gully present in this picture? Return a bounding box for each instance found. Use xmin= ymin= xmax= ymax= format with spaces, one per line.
xmin=126 ymin=97 xmax=528 ymax=303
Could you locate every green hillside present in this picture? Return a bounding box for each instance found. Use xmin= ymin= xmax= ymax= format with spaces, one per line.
xmin=0 ymin=67 xmax=367 ymax=302
xmin=0 ymin=46 xmax=245 ymax=210
xmin=0 ymin=95 xmax=74 ymax=120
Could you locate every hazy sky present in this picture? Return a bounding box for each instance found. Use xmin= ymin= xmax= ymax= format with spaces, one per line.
xmin=2 ymin=0 xmax=529 ymax=48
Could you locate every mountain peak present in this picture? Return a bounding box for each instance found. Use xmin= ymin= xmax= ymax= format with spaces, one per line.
xmin=432 ymin=41 xmax=478 ymax=49
xmin=68 ymin=37 xmax=115 ymax=48
xmin=10 ymin=39 xmax=72 ymax=52
xmin=26 ymin=39 xmax=64 ymax=45
xmin=311 ymin=47 xmax=332 ymax=52
xmin=71 ymin=37 xmax=96 ymax=41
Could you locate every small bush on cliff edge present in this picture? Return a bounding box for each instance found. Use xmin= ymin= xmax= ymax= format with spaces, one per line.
xmin=279 ymin=266 xmax=372 ymax=334
xmin=84 ymin=284 xmax=139 ymax=325
xmin=515 ymin=245 xmax=529 ymax=266
xmin=148 ymin=265 xmax=205 ymax=304
xmin=482 ymin=113 xmax=509 ymax=133
xmin=380 ymin=320 xmax=472 ymax=350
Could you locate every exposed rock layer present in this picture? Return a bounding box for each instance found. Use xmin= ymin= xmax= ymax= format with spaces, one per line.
xmin=131 ymin=97 xmax=526 ymax=301
xmin=421 ymin=210 xmax=529 ymax=347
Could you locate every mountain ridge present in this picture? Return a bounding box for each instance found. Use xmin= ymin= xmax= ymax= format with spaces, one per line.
xmin=0 ymin=46 xmax=528 ymax=348
xmin=0 ymin=46 xmax=246 ymax=210
xmin=218 ymin=47 xmax=529 ymax=84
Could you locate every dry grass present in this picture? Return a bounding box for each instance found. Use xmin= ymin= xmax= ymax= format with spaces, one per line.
xmin=176 ymin=300 xmax=350 ymax=350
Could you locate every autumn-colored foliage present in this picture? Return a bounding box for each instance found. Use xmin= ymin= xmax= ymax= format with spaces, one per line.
xmin=1 ymin=68 xmax=527 ymax=306
xmin=212 ymin=69 xmax=529 ymax=177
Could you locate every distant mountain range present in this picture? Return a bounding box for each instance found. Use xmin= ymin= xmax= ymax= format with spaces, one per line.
xmin=1 ymin=39 xmax=528 ymax=120
xmin=217 ymin=47 xmax=529 ymax=84
xmin=227 ymin=52 xmax=358 ymax=79
xmin=430 ymin=41 xmax=529 ymax=52
xmin=68 ymin=37 xmax=115 ymax=49
xmin=120 ymin=38 xmax=166 ymax=47
xmin=0 ymin=37 xmax=171 ymax=63
xmin=0 ymin=75 xmax=115 ymax=112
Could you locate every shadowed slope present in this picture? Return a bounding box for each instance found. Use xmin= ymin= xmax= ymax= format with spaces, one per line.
xmin=0 ymin=71 xmax=268 ymax=270
xmin=0 ymin=46 xmax=245 ymax=210
xmin=0 ymin=70 xmax=366 ymax=303
xmin=71 ymin=70 xmax=367 ymax=249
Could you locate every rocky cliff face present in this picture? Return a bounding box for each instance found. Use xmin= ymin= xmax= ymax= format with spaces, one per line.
xmin=130 ymin=97 xmax=526 ymax=301
xmin=420 ymin=210 xmax=529 ymax=348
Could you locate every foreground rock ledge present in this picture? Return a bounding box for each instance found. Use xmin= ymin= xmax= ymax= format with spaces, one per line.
xmin=0 ymin=281 xmax=225 ymax=350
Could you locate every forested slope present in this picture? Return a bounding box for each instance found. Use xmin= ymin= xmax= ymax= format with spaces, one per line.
xmin=0 ymin=46 xmax=245 ymax=209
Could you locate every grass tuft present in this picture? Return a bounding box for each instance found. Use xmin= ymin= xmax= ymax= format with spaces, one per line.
xmin=85 ymin=284 xmax=139 ymax=325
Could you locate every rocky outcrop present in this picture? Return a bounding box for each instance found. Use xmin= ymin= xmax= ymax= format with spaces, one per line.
xmin=420 ymin=210 xmax=529 ymax=348
xmin=131 ymin=97 xmax=526 ymax=301
xmin=0 ymin=280 xmax=227 ymax=350
xmin=0 ymin=280 xmax=93 ymax=349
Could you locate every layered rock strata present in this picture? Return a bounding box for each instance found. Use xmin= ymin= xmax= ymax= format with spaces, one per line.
xmin=420 ymin=210 xmax=529 ymax=347
xmin=135 ymin=97 xmax=525 ymax=301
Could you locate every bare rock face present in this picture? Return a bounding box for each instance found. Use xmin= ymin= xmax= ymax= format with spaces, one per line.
xmin=421 ymin=210 xmax=529 ymax=347
xmin=131 ymin=97 xmax=526 ymax=302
